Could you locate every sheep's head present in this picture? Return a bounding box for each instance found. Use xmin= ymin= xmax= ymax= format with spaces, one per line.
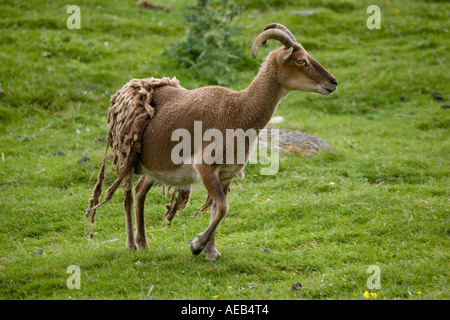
xmin=252 ymin=23 xmax=337 ymax=95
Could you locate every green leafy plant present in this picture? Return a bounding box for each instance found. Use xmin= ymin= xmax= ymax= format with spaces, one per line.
xmin=168 ymin=0 xmax=254 ymax=85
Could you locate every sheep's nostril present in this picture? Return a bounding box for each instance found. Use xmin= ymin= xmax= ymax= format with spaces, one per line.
xmin=330 ymin=79 xmax=338 ymax=86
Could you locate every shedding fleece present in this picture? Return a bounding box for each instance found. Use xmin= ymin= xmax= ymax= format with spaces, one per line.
xmin=84 ymin=77 xmax=181 ymax=225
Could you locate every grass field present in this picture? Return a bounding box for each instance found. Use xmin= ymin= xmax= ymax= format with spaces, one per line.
xmin=0 ymin=0 xmax=449 ymax=300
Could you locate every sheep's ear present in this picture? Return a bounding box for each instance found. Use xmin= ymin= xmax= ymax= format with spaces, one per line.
xmin=278 ymin=47 xmax=294 ymax=64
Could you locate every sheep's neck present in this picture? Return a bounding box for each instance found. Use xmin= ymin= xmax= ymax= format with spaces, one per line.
xmin=238 ymin=58 xmax=288 ymax=130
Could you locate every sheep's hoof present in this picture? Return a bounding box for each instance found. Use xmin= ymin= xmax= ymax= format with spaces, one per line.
xmin=189 ymin=239 xmax=204 ymax=256
xmin=126 ymin=240 xmax=137 ymax=250
xmin=205 ymin=249 xmax=221 ymax=261
xmin=135 ymin=239 xmax=149 ymax=250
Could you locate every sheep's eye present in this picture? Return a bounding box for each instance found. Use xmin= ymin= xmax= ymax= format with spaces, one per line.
xmin=296 ymin=59 xmax=307 ymax=66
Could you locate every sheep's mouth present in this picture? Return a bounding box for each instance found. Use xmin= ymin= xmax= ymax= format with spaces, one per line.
xmin=319 ymin=86 xmax=337 ymax=95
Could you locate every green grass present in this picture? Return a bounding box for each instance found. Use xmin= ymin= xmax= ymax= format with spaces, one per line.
xmin=0 ymin=0 xmax=449 ymax=300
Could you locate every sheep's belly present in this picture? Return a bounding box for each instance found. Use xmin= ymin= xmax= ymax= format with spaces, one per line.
xmin=138 ymin=162 xmax=245 ymax=187
xmin=140 ymin=163 xmax=200 ymax=186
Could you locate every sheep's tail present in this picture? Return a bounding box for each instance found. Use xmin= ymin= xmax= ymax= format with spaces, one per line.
xmin=84 ymin=77 xmax=181 ymax=231
xmin=84 ymin=142 xmax=109 ymax=226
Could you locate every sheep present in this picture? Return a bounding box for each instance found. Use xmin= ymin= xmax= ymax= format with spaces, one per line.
xmin=85 ymin=23 xmax=337 ymax=260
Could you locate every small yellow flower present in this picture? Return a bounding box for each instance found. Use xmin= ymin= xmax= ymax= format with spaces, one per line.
xmin=395 ymin=9 xmax=400 ymax=13
xmin=363 ymin=291 xmax=370 ymax=299
xmin=213 ymin=295 xmax=219 ymax=299
xmin=416 ymin=291 xmax=422 ymax=295
xmin=370 ymin=292 xmax=378 ymax=298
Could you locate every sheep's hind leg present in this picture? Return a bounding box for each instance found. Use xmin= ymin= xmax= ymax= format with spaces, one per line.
xmin=134 ymin=175 xmax=155 ymax=249
xmin=123 ymin=176 xmax=136 ymax=250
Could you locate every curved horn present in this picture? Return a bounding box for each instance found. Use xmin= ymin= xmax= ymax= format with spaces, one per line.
xmin=263 ymin=23 xmax=296 ymax=43
xmin=251 ymin=29 xmax=296 ymax=59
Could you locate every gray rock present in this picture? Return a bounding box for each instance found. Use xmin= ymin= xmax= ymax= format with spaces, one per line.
xmin=259 ymin=127 xmax=331 ymax=156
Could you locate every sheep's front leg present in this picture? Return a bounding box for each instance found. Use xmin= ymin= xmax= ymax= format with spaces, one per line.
xmin=203 ymin=180 xmax=232 ymax=260
xmin=190 ymin=165 xmax=229 ymax=260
